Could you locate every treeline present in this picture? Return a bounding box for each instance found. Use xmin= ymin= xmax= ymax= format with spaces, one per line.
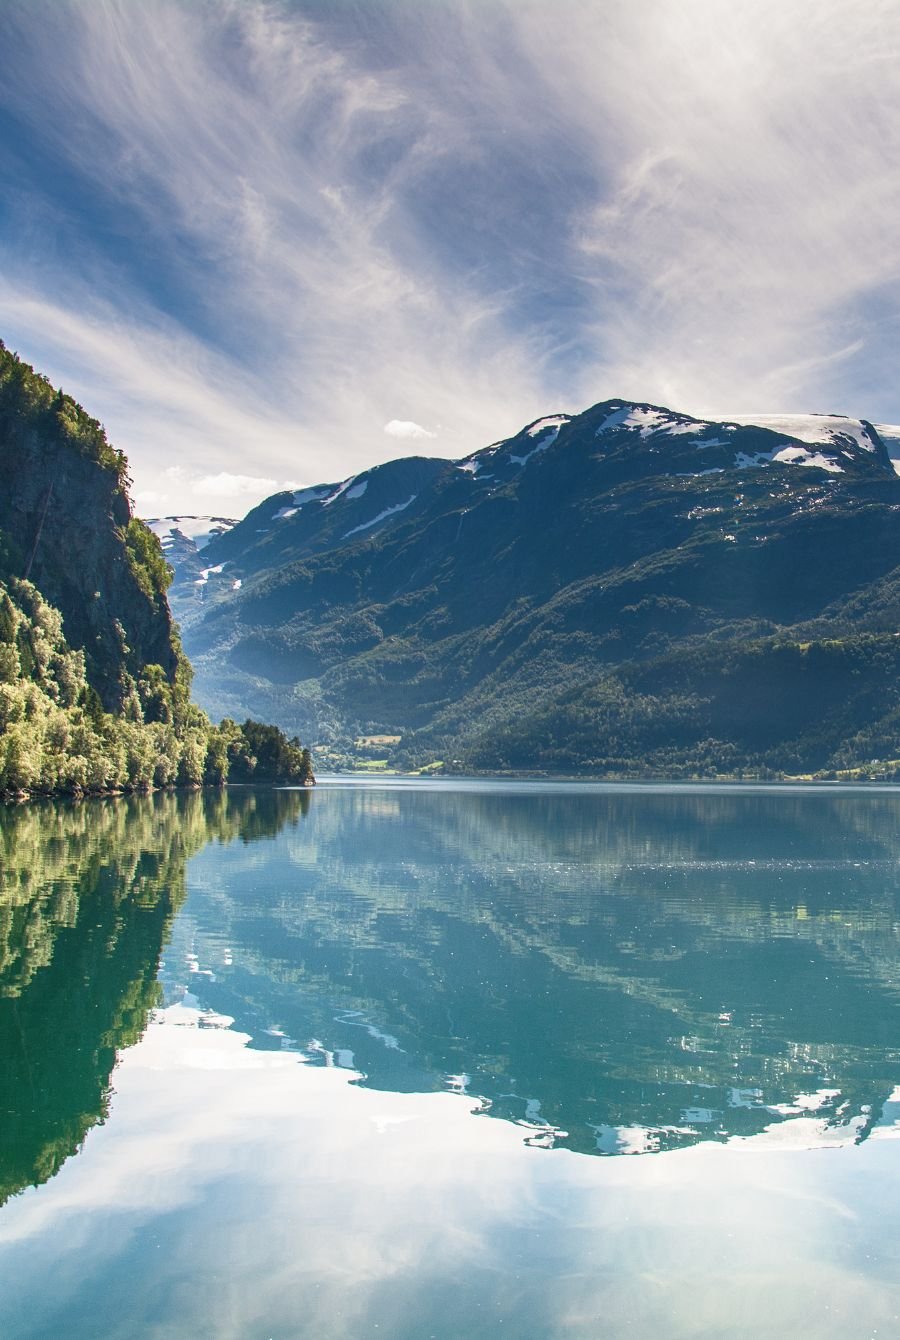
xmin=0 ymin=338 xmax=127 ymax=481
xmin=464 ymin=633 xmax=900 ymax=778
xmin=0 ymin=577 xmax=314 ymax=797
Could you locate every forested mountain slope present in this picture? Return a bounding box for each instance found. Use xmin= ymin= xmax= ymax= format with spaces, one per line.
xmin=0 ymin=342 xmax=313 ymax=794
xmin=171 ymin=400 xmax=900 ymax=775
xmin=0 ymin=340 xmax=180 ymax=707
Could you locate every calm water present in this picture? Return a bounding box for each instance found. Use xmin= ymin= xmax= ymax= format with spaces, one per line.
xmin=4 ymin=781 xmax=900 ymax=1335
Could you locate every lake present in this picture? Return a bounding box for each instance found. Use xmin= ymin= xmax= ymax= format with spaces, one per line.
xmin=3 ymin=779 xmax=900 ymax=1337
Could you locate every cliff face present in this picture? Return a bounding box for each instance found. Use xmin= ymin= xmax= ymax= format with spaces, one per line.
xmin=0 ymin=343 xmax=179 ymax=707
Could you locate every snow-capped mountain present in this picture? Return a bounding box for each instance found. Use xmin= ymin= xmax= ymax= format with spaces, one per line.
xmin=144 ymin=515 xmax=237 ymax=552
xmin=581 ymin=403 xmax=890 ymax=475
xmin=200 ymin=456 xmax=450 ymax=577
xmin=173 ymin=401 xmax=894 ymax=591
xmin=142 ymin=516 xmax=239 ymax=598
xmin=162 ymin=396 xmax=900 ymax=773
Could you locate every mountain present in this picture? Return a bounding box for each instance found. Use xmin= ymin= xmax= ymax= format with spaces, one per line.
xmin=0 ymin=344 xmax=182 ymax=707
xmin=145 ymin=516 xmax=238 ymax=551
xmin=144 ymin=515 xmax=237 ymax=576
xmin=161 ymin=455 xmax=452 ymax=630
xmin=0 ymin=342 xmax=313 ymax=795
xmin=144 ymin=516 xmax=239 ymax=604
xmin=168 ymin=398 xmax=900 ymax=776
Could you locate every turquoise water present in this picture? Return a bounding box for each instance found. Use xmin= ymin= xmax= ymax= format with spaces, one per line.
xmin=3 ymin=781 xmax=900 ymax=1336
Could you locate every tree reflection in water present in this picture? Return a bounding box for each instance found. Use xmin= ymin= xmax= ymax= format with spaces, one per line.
xmin=0 ymin=788 xmax=309 ymax=1205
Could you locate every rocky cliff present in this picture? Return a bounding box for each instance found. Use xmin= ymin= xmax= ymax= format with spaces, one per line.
xmin=0 ymin=341 xmax=179 ymax=708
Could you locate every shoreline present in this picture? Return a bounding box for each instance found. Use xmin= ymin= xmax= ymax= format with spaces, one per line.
xmin=0 ymin=777 xmax=315 ymax=805
xmin=5 ymin=770 xmax=898 ymax=802
xmin=313 ymin=771 xmax=900 ymax=791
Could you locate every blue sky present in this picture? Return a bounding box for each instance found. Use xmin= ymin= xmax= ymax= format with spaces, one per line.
xmin=3 ymin=0 xmax=900 ymax=517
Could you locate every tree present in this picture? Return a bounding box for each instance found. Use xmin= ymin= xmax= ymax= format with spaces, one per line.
xmin=0 ymin=593 xmax=15 ymax=644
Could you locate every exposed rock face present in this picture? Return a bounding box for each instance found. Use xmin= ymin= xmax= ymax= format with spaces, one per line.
xmin=0 ymin=344 xmax=179 ymax=707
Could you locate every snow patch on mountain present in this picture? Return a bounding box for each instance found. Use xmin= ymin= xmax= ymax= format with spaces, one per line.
xmin=774 ymin=446 xmax=844 ymax=472
xmin=343 ymin=496 xmax=416 ymax=538
xmin=458 ymin=439 xmax=505 ymax=474
xmin=596 ymin=406 xmax=661 ymax=437
xmin=194 ymin=563 xmax=226 ymax=587
xmin=587 ymin=403 xmax=885 ymax=474
xmin=323 ymin=479 xmax=355 ymax=506
xmin=735 ymin=445 xmax=844 ymax=473
xmin=727 ymin=413 xmax=879 ymax=452
xmin=526 ymin=415 xmax=570 ymax=438
xmin=667 ymin=421 xmax=706 ymax=436
xmin=595 ymin=405 xmax=712 ymax=440
xmin=875 ymin=423 xmax=900 ymax=475
xmin=290 ymin=485 xmax=332 ymax=507
xmin=275 ymin=481 xmax=365 ymax=519
xmin=510 ymin=422 xmax=565 ymax=467
xmin=145 ymin=516 xmax=237 ymax=550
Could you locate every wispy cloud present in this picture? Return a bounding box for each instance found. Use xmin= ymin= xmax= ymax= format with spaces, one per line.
xmin=2 ymin=0 xmax=900 ymax=513
xmin=0 ymin=0 xmax=554 ymax=509
xmin=506 ymin=0 xmax=900 ymax=415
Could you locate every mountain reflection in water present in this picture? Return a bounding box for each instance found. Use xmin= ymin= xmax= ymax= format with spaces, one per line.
xmin=4 ymin=781 xmax=900 ymax=1201
xmin=166 ymin=783 xmax=900 ymax=1157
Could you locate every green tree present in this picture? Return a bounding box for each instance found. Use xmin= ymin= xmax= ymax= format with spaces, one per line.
xmin=0 ymin=594 xmax=14 ymax=644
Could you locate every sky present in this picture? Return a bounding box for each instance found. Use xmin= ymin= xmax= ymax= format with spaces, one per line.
xmin=3 ymin=0 xmax=900 ymax=518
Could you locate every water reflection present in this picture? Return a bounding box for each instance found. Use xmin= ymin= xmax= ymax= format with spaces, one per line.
xmin=0 ymin=788 xmax=310 ymax=1205
xmin=5 ymin=782 xmax=900 ymax=1338
xmin=5 ymin=781 xmax=900 ymax=1194
xmin=176 ymin=784 xmax=900 ymax=1157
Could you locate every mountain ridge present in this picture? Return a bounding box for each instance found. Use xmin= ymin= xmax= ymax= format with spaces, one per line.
xmin=160 ymin=399 xmax=899 ymax=605
xmin=163 ymin=395 xmax=900 ymax=776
